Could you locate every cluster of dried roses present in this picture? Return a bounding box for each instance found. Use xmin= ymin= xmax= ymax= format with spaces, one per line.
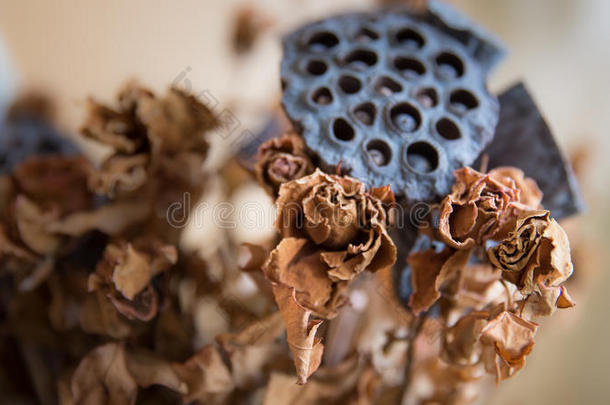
xmin=0 ymin=83 xmax=575 ymax=405
xmin=252 ymin=134 xmax=576 ymax=403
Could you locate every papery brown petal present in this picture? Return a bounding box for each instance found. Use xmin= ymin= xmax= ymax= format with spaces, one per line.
xmin=443 ymin=311 xmax=489 ymax=366
xmin=264 ymin=237 xmax=333 ymax=315
xmin=80 ymin=291 xmax=131 ymax=339
xmin=237 ymin=243 xmax=268 ymax=272
xmin=89 ymin=154 xmax=149 ymax=197
xmin=216 ymin=312 xmax=287 ymax=389
xmin=480 ymin=311 xmax=537 ymax=382
xmin=14 ymin=195 xmax=62 ymax=255
xmin=136 ymin=87 xmax=215 ymax=156
xmin=81 ymin=99 xmax=145 ymax=154
xmin=109 ymin=284 xmax=159 ymax=321
xmin=557 ymin=285 xmax=575 ymax=309
xmin=111 ymin=244 xmax=152 ymax=300
xmin=489 ymin=167 xmax=543 ymax=209
xmin=172 ymin=346 xmax=234 ymax=401
xmin=271 ymin=283 xmax=324 ymax=384
xmin=13 ymin=156 xmax=93 ymax=214
xmin=71 ymin=343 xmax=137 ymax=405
xmin=125 ymin=350 xmax=187 ymax=394
xmin=408 ymin=248 xmax=470 ymax=314
xmin=48 ymin=200 xmax=152 ymax=237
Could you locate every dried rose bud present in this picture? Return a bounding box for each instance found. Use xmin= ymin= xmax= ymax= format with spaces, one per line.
xmin=439 ymin=167 xmax=541 ymax=250
xmin=254 ymin=133 xmax=313 ymax=197
xmin=488 ymin=210 xmax=574 ymax=318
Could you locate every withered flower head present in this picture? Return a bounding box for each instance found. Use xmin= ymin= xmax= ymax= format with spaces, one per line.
xmin=254 ymin=133 xmax=313 ymax=197
xmin=13 ymin=155 xmax=93 ymax=215
xmin=263 ymin=169 xmax=396 ymax=384
xmin=81 ymin=82 xmax=216 ymax=197
xmin=488 ymin=210 xmax=574 ymax=318
xmin=443 ymin=309 xmax=538 ymax=382
xmin=88 ymin=238 xmax=177 ymax=321
xmin=439 ymin=167 xmax=542 ymax=250
xmin=273 ymin=169 xmax=396 ymax=284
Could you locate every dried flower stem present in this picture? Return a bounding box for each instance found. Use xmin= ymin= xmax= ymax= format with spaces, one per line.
xmin=398 ymin=313 xmax=427 ymax=405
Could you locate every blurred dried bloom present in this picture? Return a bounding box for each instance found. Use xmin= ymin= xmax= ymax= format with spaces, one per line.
xmin=254 ymin=133 xmax=313 ymax=197
xmin=82 ymin=82 xmax=216 ymax=198
xmin=439 ymin=167 xmax=541 ymax=250
xmin=488 ymin=210 xmax=574 ymax=318
xmin=88 ymin=239 xmax=177 ymax=321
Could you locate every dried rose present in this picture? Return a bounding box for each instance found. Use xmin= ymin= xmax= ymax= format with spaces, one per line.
xmin=12 ymin=155 xmax=93 ymax=215
xmin=254 ymin=133 xmax=313 ymax=197
xmin=439 ymin=167 xmax=541 ymax=250
xmin=268 ymin=169 xmax=396 ymax=315
xmin=443 ymin=309 xmax=537 ymax=382
xmin=488 ymin=210 xmax=574 ymax=318
xmin=81 ymin=82 xmax=216 ymax=198
xmin=88 ymin=238 xmax=177 ymax=321
xmin=263 ymin=169 xmax=396 ymax=383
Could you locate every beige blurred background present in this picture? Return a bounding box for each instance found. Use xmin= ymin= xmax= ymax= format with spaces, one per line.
xmin=1 ymin=1 xmax=609 ymax=404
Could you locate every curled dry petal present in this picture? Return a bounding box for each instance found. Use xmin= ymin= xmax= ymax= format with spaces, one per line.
xmin=439 ymin=167 xmax=541 ymax=250
xmin=71 ymin=343 xmax=138 ymax=405
xmin=407 ymin=245 xmax=471 ymax=314
xmin=488 ymin=167 xmax=543 ymax=209
xmin=488 ymin=210 xmax=574 ymax=318
xmin=254 ymin=133 xmax=313 ymax=197
xmin=270 ymin=283 xmax=324 ymax=385
xmin=88 ymin=239 xmax=177 ymax=321
xmin=13 ymin=156 xmax=93 ymax=215
xmin=172 ymin=346 xmax=234 ymax=401
xmin=480 ymin=311 xmax=537 ymax=381
xmin=443 ymin=310 xmax=537 ymax=382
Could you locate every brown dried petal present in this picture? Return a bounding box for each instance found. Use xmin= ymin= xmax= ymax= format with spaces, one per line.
xmin=264 ymin=237 xmax=335 ymax=317
xmin=216 ymin=312 xmax=287 ymax=389
xmin=89 ymin=154 xmax=149 ymax=197
xmin=125 ymin=350 xmax=187 ymax=394
xmin=80 ymin=290 xmax=131 ymax=339
xmin=81 ymin=98 xmax=146 ymax=154
xmin=71 ymin=343 xmax=138 ymax=405
xmin=14 ymin=195 xmax=62 ymax=255
xmin=488 ymin=166 xmax=543 ymax=209
xmin=480 ymin=311 xmax=537 ymax=381
xmin=13 ymin=156 xmax=93 ymax=215
xmin=172 ymin=346 xmax=234 ymax=401
xmin=48 ymin=200 xmax=152 ymax=237
xmin=408 ymin=247 xmax=471 ymax=314
xmin=270 ymin=282 xmax=324 ymax=385
xmin=112 ymin=244 xmax=153 ymax=300
xmin=439 ymin=167 xmax=532 ymax=249
xmin=136 ymin=87 xmax=216 ymax=156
